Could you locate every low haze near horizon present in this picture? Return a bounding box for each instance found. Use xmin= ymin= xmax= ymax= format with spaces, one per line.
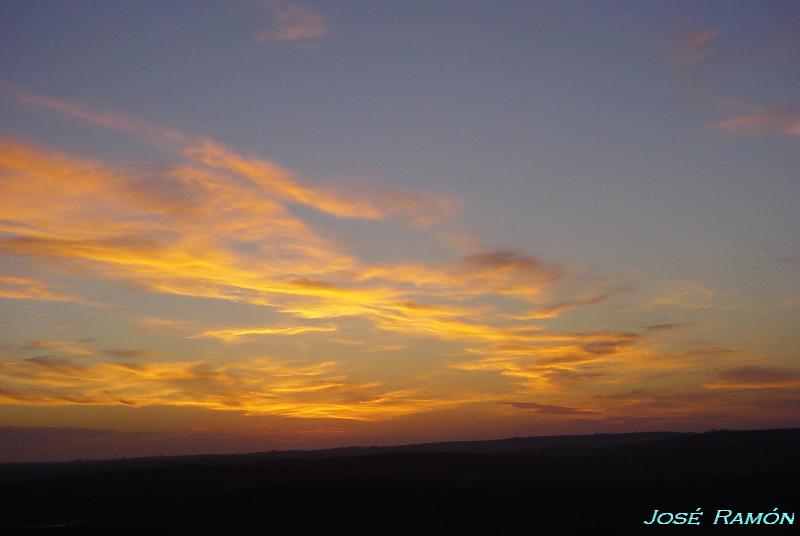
xmin=1 ymin=1 xmax=799 ymax=461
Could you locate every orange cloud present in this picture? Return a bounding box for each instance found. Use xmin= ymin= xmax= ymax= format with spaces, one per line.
xmin=183 ymin=138 xmax=459 ymax=223
xmin=0 ymin=275 xmax=80 ymax=303
xmin=134 ymin=317 xmax=193 ymax=333
xmin=191 ymin=323 xmax=338 ymax=343
xmin=3 ymin=85 xmax=775 ymax=427
xmin=0 ymin=352 xmax=479 ymax=421
xmin=3 ymin=85 xmax=458 ymax=225
xmin=710 ymin=112 xmax=800 ymax=137
xmin=453 ymin=331 xmax=640 ymax=394
xmin=0 ymin=135 xmax=546 ymax=343
xmin=0 ymin=133 xmax=660 ymax=412
xmin=21 ymin=338 xmax=96 ymax=356
xmin=360 ymin=251 xmax=559 ymax=302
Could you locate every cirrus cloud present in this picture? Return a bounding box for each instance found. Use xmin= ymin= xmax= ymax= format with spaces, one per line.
xmin=256 ymin=0 xmax=329 ymax=44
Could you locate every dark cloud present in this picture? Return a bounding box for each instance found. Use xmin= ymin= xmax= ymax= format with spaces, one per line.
xmin=644 ymin=323 xmax=687 ymax=333
xmin=459 ymin=251 xmax=560 ymax=287
xmin=101 ymin=348 xmax=159 ymax=359
xmin=503 ymin=402 xmax=599 ymax=416
xmin=22 ymin=355 xmax=84 ymax=373
xmin=463 ymin=251 xmax=543 ymax=271
xmin=529 ymin=286 xmax=632 ymax=319
xmin=710 ymin=366 xmax=800 ymax=389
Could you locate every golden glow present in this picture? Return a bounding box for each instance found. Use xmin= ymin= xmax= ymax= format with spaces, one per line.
xmin=0 ymin=351 xmax=487 ymax=421
xmin=0 ymin=87 xmax=793 ymax=434
xmin=192 ymin=323 xmax=338 ymax=342
xmin=0 ymin=275 xmax=80 ymax=302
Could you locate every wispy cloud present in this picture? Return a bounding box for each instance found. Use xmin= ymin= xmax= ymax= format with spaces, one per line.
xmin=649 ymin=280 xmax=716 ymax=309
xmin=0 ymin=79 xmax=184 ymax=146
xmin=666 ymin=26 xmax=800 ymax=140
xmin=683 ymin=28 xmax=718 ymax=51
xmin=502 ymin=402 xmax=600 ymax=416
xmin=359 ymin=251 xmax=560 ymax=302
xmin=134 ymin=317 xmax=193 ymax=334
xmin=643 ymin=323 xmax=687 ymax=334
xmin=705 ymin=366 xmax=800 ymax=390
xmin=0 ymin=275 xmax=80 ymax=303
xmin=669 ymin=27 xmax=719 ymax=96
xmin=709 ymin=111 xmax=800 ymax=137
xmin=0 ymin=352 xmax=475 ymax=421
xmin=256 ymin=1 xmax=329 ymax=44
xmin=185 ymin=137 xmax=460 ymax=223
xmin=21 ymin=338 xmax=96 ymax=355
xmin=519 ymin=287 xmax=630 ymax=320
xmin=191 ymin=323 xmax=337 ymax=343
xmin=2 ymin=84 xmax=458 ymax=225
xmin=1 ymin=84 xmax=777 ymax=425
xmin=101 ymin=348 xmax=161 ymax=360
xmin=453 ymin=329 xmax=640 ymax=394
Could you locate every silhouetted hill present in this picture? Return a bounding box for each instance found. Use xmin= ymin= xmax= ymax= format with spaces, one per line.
xmin=1 ymin=428 xmax=798 ymax=534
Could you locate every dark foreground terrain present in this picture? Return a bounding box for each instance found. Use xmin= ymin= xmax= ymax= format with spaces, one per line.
xmin=1 ymin=428 xmax=798 ymax=535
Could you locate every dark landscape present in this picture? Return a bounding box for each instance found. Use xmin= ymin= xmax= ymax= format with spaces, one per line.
xmin=1 ymin=427 xmax=798 ymax=535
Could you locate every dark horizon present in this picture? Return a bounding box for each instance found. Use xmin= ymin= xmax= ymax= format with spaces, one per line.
xmin=3 ymin=427 xmax=798 ymax=534
xmin=3 ymin=424 xmax=798 ymax=465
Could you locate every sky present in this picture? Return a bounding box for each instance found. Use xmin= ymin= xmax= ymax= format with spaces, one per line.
xmin=0 ymin=0 xmax=799 ymax=462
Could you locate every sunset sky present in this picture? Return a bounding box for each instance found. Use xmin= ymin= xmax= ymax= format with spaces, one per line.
xmin=1 ymin=1 xmax=799 ymax=461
